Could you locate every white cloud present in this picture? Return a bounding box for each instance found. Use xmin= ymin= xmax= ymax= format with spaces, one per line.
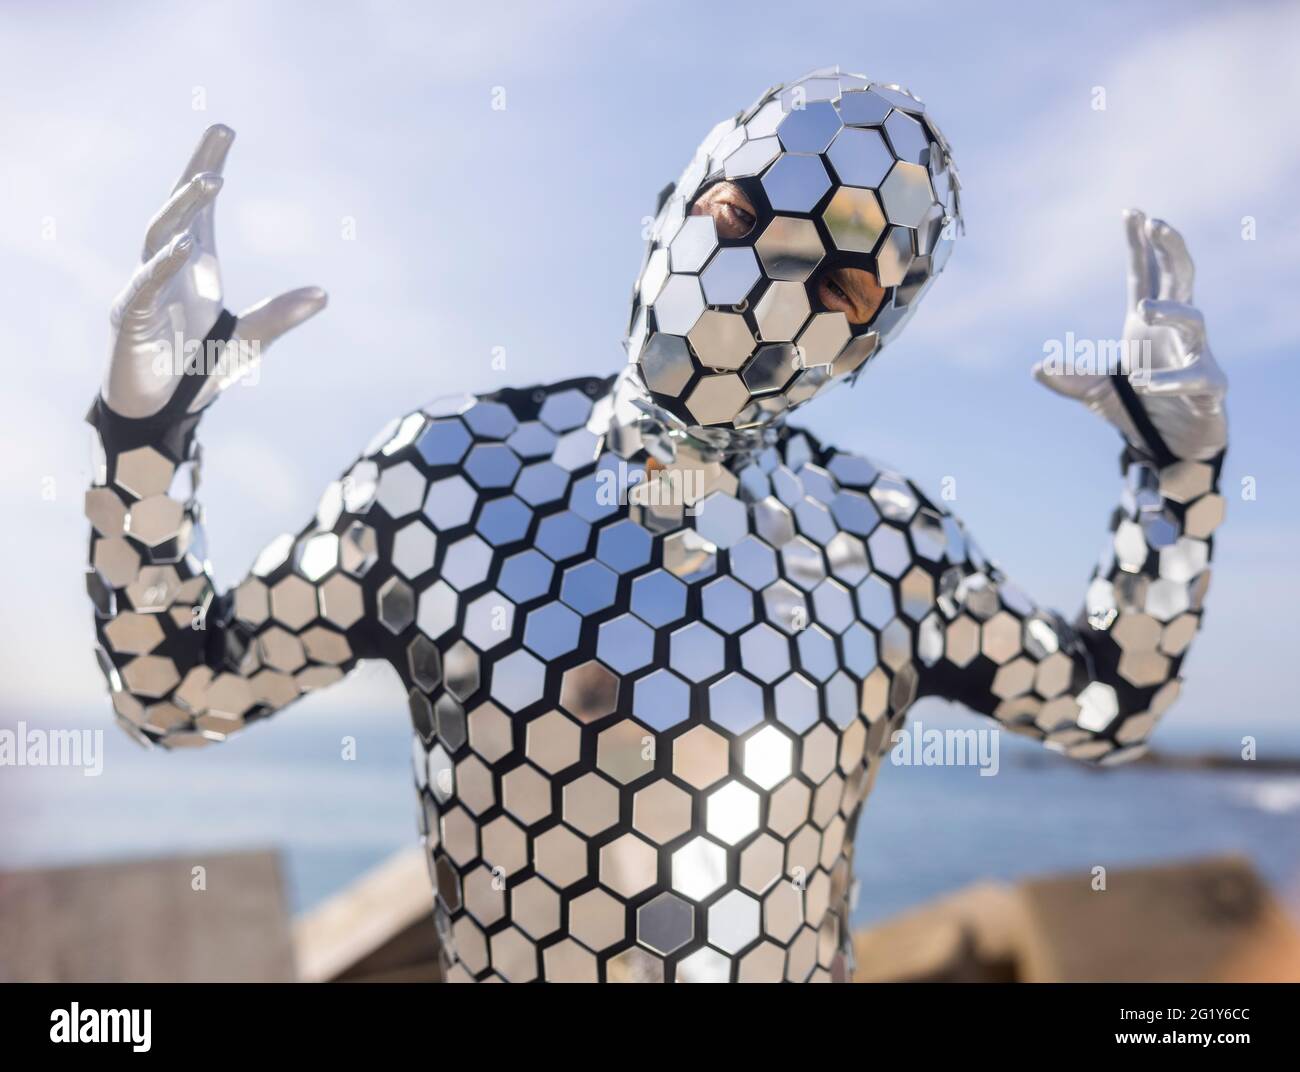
xmin=910 ymin=2 xmax=1300 ymax=365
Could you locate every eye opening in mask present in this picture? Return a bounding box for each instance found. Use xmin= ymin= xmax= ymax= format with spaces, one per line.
xmin=689 ymin=179 xmax=760 ymax=240
xmin=812 ymin=263 xmax=886 ymax=326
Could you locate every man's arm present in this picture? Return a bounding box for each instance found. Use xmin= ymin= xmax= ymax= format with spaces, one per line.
xmin=86 ymin=124 xmax=380 ymax=748
xmin=88 ymin=407 xmax=395 ymax=747
xmin=891 ymin=212 xmax=1225 ymax=762
xmin=911 ymin=446 xmax=1224 ymax=763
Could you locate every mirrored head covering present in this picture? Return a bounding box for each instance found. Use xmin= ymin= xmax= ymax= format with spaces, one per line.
xmin=626 ymin=67 xmax=962 ymax=433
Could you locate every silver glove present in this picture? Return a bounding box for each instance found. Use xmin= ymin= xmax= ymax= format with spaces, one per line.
xmin=1033 ymin=210 xmax=1227 ymax=462
xmin=102 ymin=124 xmax=326 ymax=419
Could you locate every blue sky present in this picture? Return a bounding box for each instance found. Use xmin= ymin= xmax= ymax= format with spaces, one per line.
xmin=1 ymin=0 xmax=1297 ymax=744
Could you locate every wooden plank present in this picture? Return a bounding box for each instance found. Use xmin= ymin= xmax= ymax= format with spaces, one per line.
xmin=293 ymin=845 xmax=441 ymax=983
xmin=0 ymin=850 xmax=294 ymax=982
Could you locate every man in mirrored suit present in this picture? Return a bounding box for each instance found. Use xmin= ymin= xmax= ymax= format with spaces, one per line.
xmin=86 ymin=68 xmax=1227 ymax=982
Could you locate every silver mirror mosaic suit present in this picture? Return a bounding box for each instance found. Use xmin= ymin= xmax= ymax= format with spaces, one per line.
xmin=86 ymin=69 xmax=1227 ymax=982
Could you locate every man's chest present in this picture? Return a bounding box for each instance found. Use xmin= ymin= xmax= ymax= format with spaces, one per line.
xmin=391 ymin=409 xmax=929 ymax=787
xmin=373 ymin=389 xmax=943 ymax=981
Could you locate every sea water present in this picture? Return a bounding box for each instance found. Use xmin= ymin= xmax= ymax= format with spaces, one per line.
xmin=2 ymin=702 xmax=1297 ymax=929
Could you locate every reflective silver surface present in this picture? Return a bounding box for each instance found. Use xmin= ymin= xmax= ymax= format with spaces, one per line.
xmin=88 ymin=73 xmax=1227 ymax=984
xmin=627 ymin=67 xmax=963 ymax=434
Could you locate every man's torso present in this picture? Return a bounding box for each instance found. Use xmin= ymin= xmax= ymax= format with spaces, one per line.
xmin=346 ymin=375 xmax=958 ymax=982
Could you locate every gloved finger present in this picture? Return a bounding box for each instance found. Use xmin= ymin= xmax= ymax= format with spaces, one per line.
xmin=1124 ymin=208 xmax=1157 ymax=309
xmin=236 ymin=286 xmax=329 ymax=350
xmin=1147 ymin=218 xmax=1195 ymax=303
xmin=142 ymin=172 xmax=222 ymax=260
xmin=111 ymin=232 xmax=195 ymax=326
xmin=1031 ymin=360 xmax=1107 ymax=402
xmin=185 ymin=287 xmax=329 ymax=412
xmin=1138 ymin=359 xmax=1226 ymax=399
xmin=1138 ymin=298 xmax=1205 ymax=352
xmin=171 ymin=124 xmax=235 ymax=195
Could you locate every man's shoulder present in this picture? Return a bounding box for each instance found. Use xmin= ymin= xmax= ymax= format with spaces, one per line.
xmin=780 ymin=433 xmax=978 ymax=575
xmin=331 ymin=374 xmax=620 ymax=553
xmin=358 ymin=375 xmax=616 ymax=461
xmin=780 ymin=427 xmax=949 ymax=521
xmin=428 ymin=375 xmax=616 ymax=426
